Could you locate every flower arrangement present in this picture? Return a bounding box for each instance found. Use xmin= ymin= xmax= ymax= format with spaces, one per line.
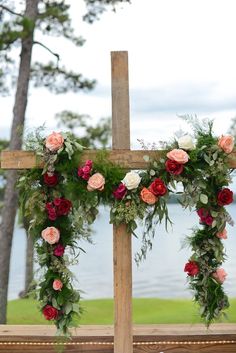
xmin=18 ymin=117 xmax=235 ymax=334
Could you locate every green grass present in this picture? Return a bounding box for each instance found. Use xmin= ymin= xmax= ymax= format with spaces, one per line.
xmin=7 ymin=298 xmax=236 ymax=325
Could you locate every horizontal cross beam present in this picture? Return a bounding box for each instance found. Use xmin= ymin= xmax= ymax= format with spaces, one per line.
xmin=1 ymin=150 xmax=236 ymax=170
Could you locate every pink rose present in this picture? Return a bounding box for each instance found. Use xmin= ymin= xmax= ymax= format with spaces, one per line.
xmin=87 ymin=173 xmax=105 ymax=191
xmin=41 ymin=226 xmax=60 ymax=244
xmin=53 ymin=279 xmax=63 ymax=291
xmin=216 ymin=229 xmax=227 ymax=240
xmin=218 ymin=135 xmax=234 ymax=154
xmin=85 ymin=160 xmax=93 ymax=167
xmin=45 ymin=132 xmax=64 ymax=152
xmin=166 ymin=149 xmax=189 ymax=164
xmin=212 ymin=268 xmax=227 ymax=284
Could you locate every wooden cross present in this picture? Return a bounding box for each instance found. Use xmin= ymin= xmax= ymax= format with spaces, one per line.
xmin=1 ymin=51 xmax=236 ymax=353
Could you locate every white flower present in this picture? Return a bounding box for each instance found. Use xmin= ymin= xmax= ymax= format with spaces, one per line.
xmin=122 ymin=171 xmax=141 ymax=190
xmin=178 ymin=135 xmax=195 ymax=150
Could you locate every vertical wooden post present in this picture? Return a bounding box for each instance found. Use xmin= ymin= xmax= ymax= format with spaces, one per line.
xmin=111 ymin=51 xmax=133 ymax=353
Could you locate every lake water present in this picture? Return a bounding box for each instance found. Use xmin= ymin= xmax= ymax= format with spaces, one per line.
xmin=9 ymin=203 xmax=236 ymax=300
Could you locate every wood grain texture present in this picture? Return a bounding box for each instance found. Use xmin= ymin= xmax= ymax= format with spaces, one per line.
xmin=111 ymin=51 xmax=133 ymax=353
xmin=1 ymin=150 xmax=236 ymax=170
xmin=111 ymin=51 xmax=130 ymax=150
xmin=1 ymin=324 xmax=236 ymax=352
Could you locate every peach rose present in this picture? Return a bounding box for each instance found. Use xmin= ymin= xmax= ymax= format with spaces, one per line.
xmin=140 ymin=187 xmax=157 ymax=205
xmin=87 ymin=173 xmax=105 ymax=191
xmin=216 ymin=229 xmax=227 ymax=240
xmin=41 ymin=226 xmax=60 ymax=244
xmin=45 ymin=132 xmax=64 ymax=152
xmin=53 ymin=279 xmax=63 ymax=291
xmin=212 ymin=268 xmax=227 ymax=284
xmin=218 ymin=135 xmax=234 ymax=154
xmin=166 ymin=149 xmax=189 ymax=164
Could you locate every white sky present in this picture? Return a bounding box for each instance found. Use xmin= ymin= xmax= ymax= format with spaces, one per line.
xmin=1 ymin=0 xmax=236 ymax=146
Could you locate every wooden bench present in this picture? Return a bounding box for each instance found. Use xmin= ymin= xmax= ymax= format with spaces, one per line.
xmin=0 ymin=324 xmax=236 ymax=352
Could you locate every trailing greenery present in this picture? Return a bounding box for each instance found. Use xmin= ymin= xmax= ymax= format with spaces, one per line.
xmin=17 ymin=117 xmax=235 ymax=334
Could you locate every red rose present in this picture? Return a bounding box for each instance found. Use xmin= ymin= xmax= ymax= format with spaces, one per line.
xmin=197 ymin=208 xmax=213 ymax=225
xmin=77 ymin=161 xmax=93 ymax=180
xmin=77 ymin=167 xmax=83 ymax=177
xmin=56 ymin=198 xmax=72 ymax=216
xmin=46 ymin=202 xmax=53 ymax=210
xmin=165 ymin=159 xmax=184 ymax=175
xmin=43 ymin=172 xmax=59 ymax=187
xmin=85 ymin=160 xmax=93 ymax=167
xmin=217 ymin=188 xmax=233 ymax=206
xmin=48 ymin=208 xmax=57 ymax=221
xmin=205 ymin=215 xmax=213 ymax=226
xmin=53 ymin=244 xmax=65 ymax=257
xmin=113 ymin=183 xmax=127 ymax=200
xmin=53 ymin=198 xmax=62 ymax=207
xmin=42 ymin=305 xmax=58 ymax=320
xmin=184 ymin=261 xmax=199 ymax=276
xmin=149 ymin=178 xmax=167 ymax=196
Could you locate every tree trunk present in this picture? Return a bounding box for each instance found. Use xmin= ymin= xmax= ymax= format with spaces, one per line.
xmin=24 ymin=235 xmax=34 ymax=294
xmin=19 ymin=218 xmax=34 ymax=299
xmin=0 ymin=0 xmax=39 ymax=324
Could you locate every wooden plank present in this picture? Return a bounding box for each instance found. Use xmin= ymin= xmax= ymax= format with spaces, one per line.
xmin=1 ymin=150 xmax=236 ymax=170
xmin=1 ymin=324 xmax=236 ymax=353
xmin=111 ymin=51 xmax=133 ymax=353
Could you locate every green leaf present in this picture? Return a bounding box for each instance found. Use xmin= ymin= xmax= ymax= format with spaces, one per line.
xmin=64 ymin=302 xmax=73 ymax=315
xmin=149 ymin=169 xmax=155 ymax=176
xmin=200 ymin=194 xmax=208 ymax=204
xmin=143 ymin=155 xmax=149 ymax=162
xmin=52 ymin=297 xmax=60 ymax=309
xmin=72 ymin=303 xmax=80 ymax=314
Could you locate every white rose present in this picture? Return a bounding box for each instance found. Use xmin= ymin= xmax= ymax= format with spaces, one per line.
xmin=122 ymin=171 xmax=141 ymax=190
xmin=178 ymin=135 xmax=195 ymax=150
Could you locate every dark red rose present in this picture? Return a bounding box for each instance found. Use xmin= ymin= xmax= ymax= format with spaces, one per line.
xmin=53 ymin=244 xmax=65 ymax=257
xmin=165 ymin=159 xmax=184 ymax=175
xmin=149 ymin=178 xmax=167 ymax=196
xmin=42 ymin=305 xmax=58 ymax=320
xmin=205 ymin=215 xmax=213 ymax=226
xmin=53 ymin=198 xmax=62 ymax=207
xmin=82 ymin=173 xmax=90 ymax=181
xmin=197 ymin=208 xmax=209 ymax=222
xmin=184 ymin=261 xmax=199 ymax=276
xmin=46 ymin=202 xmax=54 ymax=210
xmin=48 ymin=208 xmax=57 ymax=221
xmin=56 ymin=198 xmax=72 ymax=216
xmin=113 ymin=183 xmax=127 ymax=200
xmin=217 ymin=188 xmax=233 ymax=206
xmin=77 ymin=167 xmax=84 ymax=177
xmin=43 ymin=172 xmax=59 ymax=187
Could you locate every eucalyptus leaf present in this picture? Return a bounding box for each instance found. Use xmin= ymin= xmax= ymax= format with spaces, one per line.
xmin=143 ymin=155 xmax=150 ymax=162
xmin=200 ymin=194 xmax=208 ymax=204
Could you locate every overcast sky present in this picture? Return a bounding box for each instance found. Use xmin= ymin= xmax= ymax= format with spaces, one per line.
xmin=1 ymin=0 xmax=236 ymax=147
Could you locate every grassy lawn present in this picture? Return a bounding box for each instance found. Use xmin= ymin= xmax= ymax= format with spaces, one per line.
xmin=7 ymin=298 xmax=236 ymax=325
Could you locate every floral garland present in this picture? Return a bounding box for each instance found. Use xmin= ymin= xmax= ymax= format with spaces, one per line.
xmin=18 ymin=118 xmax=235 ymax=335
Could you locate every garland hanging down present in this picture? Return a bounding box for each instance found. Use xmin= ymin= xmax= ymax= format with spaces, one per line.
xmin=18 ymin=118 xmax=235 ymax=335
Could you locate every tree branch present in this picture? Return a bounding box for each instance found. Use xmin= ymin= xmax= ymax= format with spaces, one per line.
xmin=33 ymin=41 xmax=60 ymax=63
xmin=0 ymin=4 xmax=23 ymax=17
